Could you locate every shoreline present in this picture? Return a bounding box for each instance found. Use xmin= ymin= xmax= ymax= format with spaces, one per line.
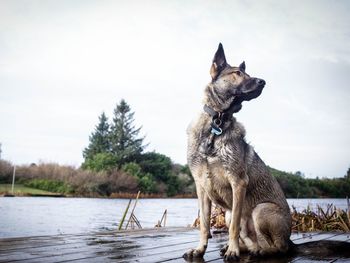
xmin=1 ymin=193 xmax=349 ymax=200
xmin=0 ymin=192 xmax=197 ymax=199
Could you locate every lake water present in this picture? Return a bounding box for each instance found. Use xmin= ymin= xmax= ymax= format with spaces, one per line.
xmin=0 ymin=197 xmax=348 ymax=238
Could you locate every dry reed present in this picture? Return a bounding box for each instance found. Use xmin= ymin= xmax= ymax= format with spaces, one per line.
xmin=193 ymin=203 xmax=350 ymax=232
xmin=291 ymin=204 xmax=350 ymax=232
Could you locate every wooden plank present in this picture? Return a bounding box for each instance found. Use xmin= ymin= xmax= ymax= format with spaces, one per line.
xmin=333 ymin=259 xmax=350 ymax=263
xmin=0 ymin=248 xmax=100 ymax=263
xmin=0 ymin=232 xmax=196 ymax=257
xmin=292 ymin=232 xmax=340 ymax=244
xmin=0 ymin=229 xmax=349 ymax=263
xmin=58 ymin=238 xmax=202 ymax=263
xmin=19 ymin=253 xmax=101 ymax=263
xmin=2 ymin=238 xmax=196 ymax=262
xmin=291 ymin=232 xmax=325 ymax=242
xmin=293 ymin=260 xmax=336 ymax=263
xmin=87 ymin=232 xmax=203 ymax=263
xmin=1 ymin=229 xmax=199 ymax=263
xmin=0 ymin=227 xmax=194 ymax=255
xmin=0 ymin=227 xmax=191 ymax=249
xmin=118 ymin=238 xmax=227 ymax=263
xmin=57 ymin=256 xmax=109 ymax=263
xmin=161 ymin=232 xmax=349 ymax=263
xmin=63 ymin=230 xmax=215 ymax=263
xmin=0 ymin=236 xmax=88 ymax=252
xmin=160 ymin=248 xmax=224 ymax=263
xmin=291 ymin=233 xmax=350 ymax=263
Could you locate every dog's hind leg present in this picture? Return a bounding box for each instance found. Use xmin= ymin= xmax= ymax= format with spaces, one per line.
xmin=183 ymin=183 xmax=212 ymax=259
xmin=252 ymin=203 xmax=290 ymax=256
xmin=222 ymin=212 xmax=257 ymax=255
xmin=240 ymin=216 xmax=259 ymax=254
xmin=220 ymin=238 xmax=249 ymax=256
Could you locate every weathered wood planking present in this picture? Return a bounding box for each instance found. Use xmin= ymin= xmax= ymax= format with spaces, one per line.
xmin=0 ymin=228 xmax=349 ymax=263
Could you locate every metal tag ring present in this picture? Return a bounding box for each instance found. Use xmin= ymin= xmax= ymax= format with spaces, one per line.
xmin=213 ymin=118 xmax=222 ymax=126
xmin=211 ymin=127 xmax=222 ymax=136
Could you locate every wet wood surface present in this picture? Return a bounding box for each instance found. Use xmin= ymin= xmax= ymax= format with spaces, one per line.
xmin=0 ymin=228 xmax=349 ymax=263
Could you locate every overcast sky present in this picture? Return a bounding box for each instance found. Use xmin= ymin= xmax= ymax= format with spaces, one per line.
xmin=1 ymin=0 xmax=349 ymax=178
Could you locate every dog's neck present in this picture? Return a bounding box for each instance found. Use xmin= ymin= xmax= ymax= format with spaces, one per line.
xmin=203 ymin=84 xmax=242 ymax=114
xmin=203 ymin=99 xmax=242 ymax=136
xmin=203 ymin=85 xmax=242 ymax=121
xmin=203 ymin=84 xmax=232 ymax=112
xmin=203 ymin=103 xmax=241 ymax=119
xmin=201 ymin=83 xmax=243 ymax=136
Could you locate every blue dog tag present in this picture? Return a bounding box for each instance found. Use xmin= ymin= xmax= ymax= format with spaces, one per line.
xmin=211 ymin=127 xmax=222 ymax=135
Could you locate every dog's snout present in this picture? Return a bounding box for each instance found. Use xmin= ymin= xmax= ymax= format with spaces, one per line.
xmin=256 ymin=78 xmax=266 ymax=86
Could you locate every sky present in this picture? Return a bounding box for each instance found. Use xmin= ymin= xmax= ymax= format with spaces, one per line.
xmin=0 ymin=0 xmax=349 ymax=178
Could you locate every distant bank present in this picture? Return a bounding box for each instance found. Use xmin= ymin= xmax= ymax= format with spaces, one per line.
xmin=0 ymin=184 xmax=196 ymax=198
xmin=0 ymin=184 xmax=66 ymax=197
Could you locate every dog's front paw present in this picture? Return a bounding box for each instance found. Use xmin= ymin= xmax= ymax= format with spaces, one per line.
xmin=224 ymin=247 xmax=240 ymax=261
xmin=183 ymin=248 xmax=205 ymax=259
xmin=220 ymin=244 xmax=228 ymax=256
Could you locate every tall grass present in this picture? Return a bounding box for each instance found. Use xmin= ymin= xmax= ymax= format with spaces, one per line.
xmin=0 ymin=160 xmax=138 ymax=197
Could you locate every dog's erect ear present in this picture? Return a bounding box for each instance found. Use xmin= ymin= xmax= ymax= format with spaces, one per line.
xmin=239 ymin=61 xmax=246 ymax=72
xmin=210 ymin=43 xmax=227 ymax=80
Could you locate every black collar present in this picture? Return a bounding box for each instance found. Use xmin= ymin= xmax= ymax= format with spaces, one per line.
xmin=203 ymin=101 xmax=242 ymax=135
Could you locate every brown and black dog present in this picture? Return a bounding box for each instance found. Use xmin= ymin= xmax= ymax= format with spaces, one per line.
xmin=185 ymin=43 xmax=291 ymax=261
xmin=184 ymin=43 xmax=350 ymax=262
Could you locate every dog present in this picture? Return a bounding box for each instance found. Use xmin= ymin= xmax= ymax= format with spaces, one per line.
xmin=184 ymin=43 xmax=292 ymax=261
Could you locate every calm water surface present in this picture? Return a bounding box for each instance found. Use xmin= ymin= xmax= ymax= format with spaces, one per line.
xmin=0 ymin=197 xmax=347 ymax=238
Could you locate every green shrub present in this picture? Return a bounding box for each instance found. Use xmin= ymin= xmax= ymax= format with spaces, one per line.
xmin=138 ymin=173 xmax=157 ymax=193
xmin=24 ymin=179 xmax=73 ymax=194
xmin=122 ymin=162 xmax=142 ymax=178
xmin=138 ymin=152 xmax=172 ymax=181
xmin=81 ymin=152 xmax=117 ymax=172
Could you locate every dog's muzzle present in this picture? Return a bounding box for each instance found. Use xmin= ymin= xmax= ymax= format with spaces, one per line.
xmin=256 ymin=78 xmax=266 ymax=88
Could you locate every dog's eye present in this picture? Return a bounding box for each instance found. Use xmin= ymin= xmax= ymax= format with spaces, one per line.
xmin=235 ymin=71 xmax=242 ymax=76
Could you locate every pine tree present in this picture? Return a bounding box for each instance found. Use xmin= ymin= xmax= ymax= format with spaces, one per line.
xmin=109 ymin=99 xmax=145 ymax=166
xmin=83 ymin=112 xmax=110 ymax=160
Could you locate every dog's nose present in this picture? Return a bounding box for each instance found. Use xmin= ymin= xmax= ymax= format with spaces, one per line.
xmin=256 ymin=78 xmax=266 ymax=86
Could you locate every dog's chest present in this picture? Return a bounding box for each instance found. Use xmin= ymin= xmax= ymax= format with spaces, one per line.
xmin=197 ymin=160 xmax=233 ymax=209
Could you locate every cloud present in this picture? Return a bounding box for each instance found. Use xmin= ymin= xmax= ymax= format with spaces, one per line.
xmin=0 ymin=0 xmax=349 ymax=178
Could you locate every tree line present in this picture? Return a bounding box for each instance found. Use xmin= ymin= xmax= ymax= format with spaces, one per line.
xmin=1 ymin=159 xmax=349 ymax=198
xmin=0 ymin=99 xmax=349 ymax=198
xmin=270 ymin=167 xmax=350 ymax=198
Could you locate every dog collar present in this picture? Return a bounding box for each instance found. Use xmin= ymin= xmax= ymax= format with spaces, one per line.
xmin=203 ymin=103 xmax=242 ymax=136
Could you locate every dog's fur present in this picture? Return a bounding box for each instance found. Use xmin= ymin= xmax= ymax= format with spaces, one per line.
xmin=184 ymin=44 xmax=291 ymax=260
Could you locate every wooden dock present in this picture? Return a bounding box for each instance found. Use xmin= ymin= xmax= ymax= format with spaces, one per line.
xmin=0 ymin=228 xmax=349 ymax=263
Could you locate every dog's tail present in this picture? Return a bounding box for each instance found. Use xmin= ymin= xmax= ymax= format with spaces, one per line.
xmin=289 ymin=239 xmax=350 ymax=258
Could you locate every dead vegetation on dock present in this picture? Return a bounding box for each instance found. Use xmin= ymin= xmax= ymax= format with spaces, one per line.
xmin=193 ymin=204 xmax=350 ymax=232
xmin=291 ymin=204 xmax=350 ymax=232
